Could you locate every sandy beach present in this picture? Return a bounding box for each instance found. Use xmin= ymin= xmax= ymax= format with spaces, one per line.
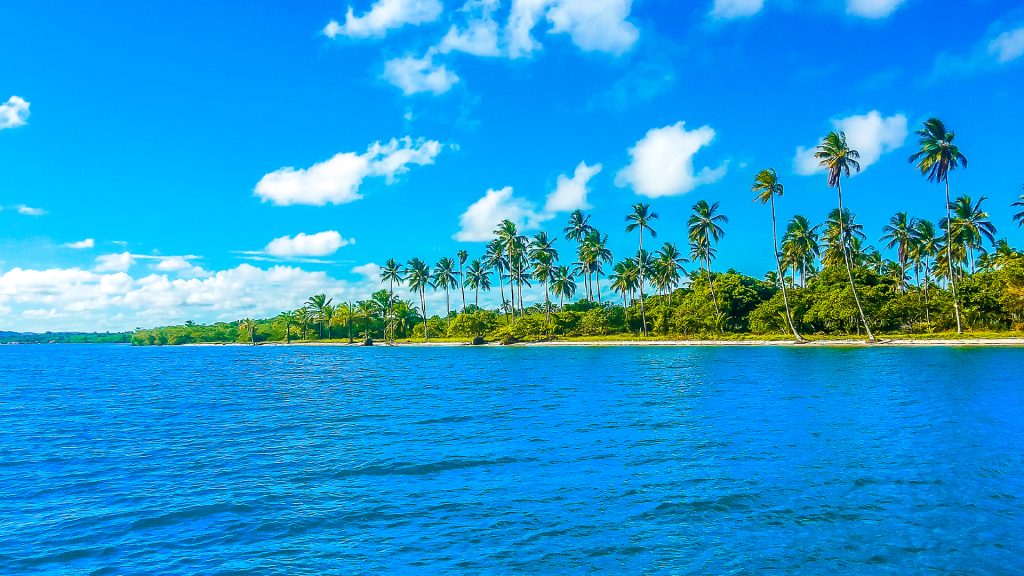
xmin=189 ymin=337 xmax=1024 ymax=348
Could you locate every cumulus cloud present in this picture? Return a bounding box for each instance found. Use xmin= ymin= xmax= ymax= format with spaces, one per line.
xmin=352 ymin=262 xmax=382 ymax=281
xmin=323 ymin=0 xmax=443 ymax=39
xmin=454 ymin=186 xmax=549 ymax=242
xmin=507 ymin=0 xmax=639 ymax=58
xmin=264 ymin=231 xmax=354 ymax=258
xmin=989 ymin=27 xmax=1024 ymax=63
xmin=64 ymin=238 xmax=95 ymax=249
xmin=544 ymin=162 xmax=602 ymax=213
xmin=711 ymin=0 xmax=763 ymax=18
xmin=94 ymin=252 xmax=135 ymax=273
xmin=846 ymin=0 xmax=906 ymax=18
xmin=615 ymin=122 xmax=727 ymax=198
xmin=382 ymin=52 xmax=461 ymax=95
xmin=439 ymin=0 xmax=502 ymax=57
xmin=793 ymin=111 xmax=908 ymax=176
xmin=0 ymin=263 xmax=391 ymax=332
xmin=153 ymin=256 xmax=196 ymax=272
xmin=0 ymin=96 xmax=30 ymax=131
xmin=254 ymin=137 xmax=443 ymax=206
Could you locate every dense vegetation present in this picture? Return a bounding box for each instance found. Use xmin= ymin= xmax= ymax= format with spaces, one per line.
xmin=1 ymin=331 xmax=131 ymax=344
xmin=133 ymin=119 xmax=1024 ymax=346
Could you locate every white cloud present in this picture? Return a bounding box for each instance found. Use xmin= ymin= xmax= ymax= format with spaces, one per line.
xmin=254 ymin=136 xmax=443 ymax=206
xmin=507 ymin=0 xmax=638 ymax=58
xmin=793 ymin=111 xmax=908 ymax=176
xmin=64 ymin=238 xmax=95 ymax=249
xmin=352 ymin=262 xmax=382 ymax=281
xmin=0 ymin=96 xmax=30 ymax=131
xmin=615 ymin=122 xmax=727 ymax=198
xmin=0 ymin=263 xmax=389 ymax=332
xmin=439 ymin=0 xmax=502 ymax=57
xmin=153 ymin=256 xmax=194 ymax=272
xmin=16 ymin=205 xmax=46 ymax=216
xmin=989 ymin=27 xmax=1024 ymax=63
xmin=94 ymin=252 xmax=135 ymax=273
xmin=454 ymin=186 xmax=549 ymax=242
xmin=264 ymin=231 xmax=354 ymax=258
xmin=846 ymin=0 xmax=905 ymax=18
xmin=382 ymin=52 xmax=461 ymax=95
xmin=323 ymin=0 xmax=443 ymax=39
xmin=711 ymin=0 xmax=763 ymax=18
xmin=544 ymin=161 xmax=602 ymax=213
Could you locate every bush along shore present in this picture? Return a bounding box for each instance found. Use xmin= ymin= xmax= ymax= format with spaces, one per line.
xmin=132 ymin=123 xmax=1024 ymax=347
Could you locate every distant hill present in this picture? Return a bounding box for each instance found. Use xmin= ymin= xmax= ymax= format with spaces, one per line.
xmin=0 ymin=331 xmax=132 ymax=344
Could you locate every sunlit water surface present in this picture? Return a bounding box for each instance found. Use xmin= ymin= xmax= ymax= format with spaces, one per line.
xmin=1 ymin=345 xmax=1022 ymax=574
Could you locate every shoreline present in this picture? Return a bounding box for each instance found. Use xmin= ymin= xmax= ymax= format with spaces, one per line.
xmin=184 ymin=337 xmax=1024 ymax=348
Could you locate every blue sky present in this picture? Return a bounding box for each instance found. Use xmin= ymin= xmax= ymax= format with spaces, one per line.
xmin=1 ymin=0 xmax=1023 ymax=331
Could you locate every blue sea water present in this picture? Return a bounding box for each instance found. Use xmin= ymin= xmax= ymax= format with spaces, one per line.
xmin=1 ymin=345 xmax=1023 ymax=575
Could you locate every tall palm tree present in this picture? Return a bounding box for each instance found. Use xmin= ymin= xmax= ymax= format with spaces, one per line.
xmin=881 ymin=212 xmax=917 ymax=294
xmin=465 ymin=259 xmax=491 ymax=307
xmin=687 ymin=200 xmax=728 ymax=320
xmin=909 ymin=118 xmax=968 ymax=333
xmin=625 ymin=203 xmax=658 ymax=336
xmin=609 ymin=258 xmax=640 ymax=328
xmin=305 ymin=293 xmax=333 ymax=339
xmin=405 ymin=258 xmax=432 ymax=340
xmin=581 ymin=229 xmax=612 ymax=303
xmin=529 ymin=232 xmax=558 ymax=322
xmin=294 ymin=307 xmax=311 ymax=340
xmin=653 ymin=242 xmax=686 ymax=303
xmin=551 ymin=265 xmax=576 ymax=310
xmin=494 ymin=220 xmax=526 ymax=317
xmin=484 ymin=239 xmax=509 ymax=316
xmin=276 ymin=311 xmax=294 ymax=344
xmin=322 ymin=303 xmax=336 ymax=339
xmin=1013 ymin=187 xmax=1024 ymax=228
xmin=564 ymin=210 xmax=594 ymax=297
xmin=371 ymin=290 xmax=394 ymax=341
xmin=238 ymin=318 xmax=257 ymax=345
xmin=380 ymin=259 xmax=403 ymax=342
xmin=457 ymin=250 xmax=469 ymax=313
xmin=944 ymin=195 xmax=996 ymax=273
xmin=782 ymin=215 xmax=820 ymax=288
xmin=751 ymin=168 xmax=802 ymax=341
xmin=433 ymin=257 xmax=458 ymax=331
xmin=912 ymin=219 xmax=939 ymax=324
xmin=822 ymin=208 xmax=866 ymax=269
xmin=358 ymin=300 xmax=376 ymax=339
xmin=815 ymin=131 xmax=874 ymax=340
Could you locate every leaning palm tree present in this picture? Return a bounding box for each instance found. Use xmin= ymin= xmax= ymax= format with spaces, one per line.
xmin=433 ymin=257 xmax=458 ymax=331
xmin=464 ymin=259 xmax=491 ymax=307
xmin=687 ymin=200 xmax=728 ymax=320
xmin=380 ymin=259 xmax=403 ymax=342
xmin=276 ymin=311 xmax=294 ymax=344
xmin=751 ymin=168 xmax=802 ymax=341
xmin=815 ymin=131 xmax=874 ymax=341
xmin=944 ymin=195 xmax=996 ymax=273
xmin=238 ymin=318 xmax=257 ymax=345
xmin=305 ymin=293 xmax=333 ymax=339
xmin=405 ymin=258 xmax=432 ymax=340
xmin=1013 ymin=187 xmax=1024 ymax=227
xmin=457 ymin=250 xmax=469 ymax=313
xmin=625 ymin=203 xmax=658 ymax=336
xmin=909 ymin=118 xmax=968 ymax=333
xmin=782 ymin=215 xmax=820 ymax=288
xmin=881 ymin=212 xmax=917 ymax=294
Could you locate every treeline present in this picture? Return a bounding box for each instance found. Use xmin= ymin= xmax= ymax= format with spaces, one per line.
xmin=132 ymin=118 xmax=1024 ymax=345
xmin=0 ymin=331 xmax=131 ymax=344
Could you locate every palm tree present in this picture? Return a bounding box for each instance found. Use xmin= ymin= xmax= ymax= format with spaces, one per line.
xmin=625 ymin=203 xmax=658 ymax=336
xmin=484 ymin=239 xmax=509 ymax=317
xmin=815 ymin=131 xmax=874 ymax=341
xmin=782 ymin=215 xmax=820 ymax=288
xmin=465 ymin=259 xmax=491 ymax=307
xmin=581 ymin=229 xmax=612 ymax=303
xmin=371 ymin=290 xmax=394 ymax=341
xmin=322 ymin=303 xmax=336 ymax=339
xmin=358 ymin=300 xmax=376 ymax=339
xmin=238 ymin=318 xmax=257 ymax=345
xmin=433 ymin=257 xmax=458 ymax=331
xmin=609 ymin=258 xmax=640 ymax=328
xmin=687 ymin=200 xmax=728 ymax=321
xmin=494 ymin=220 xmax=526 ymax=317
xmin=551 ymin=265 xmax=576 ymax=309
xmin=909 ymin=118 xmax=968 ymax=333
xmin=305 ymin=293 xmax=333 ymax=339
xmin=564 ymin=210 xmax=594 ymax=297
xmin=380 ymin=259 xmax=403 ymax=342
xmin=276 ymin=311 xmax=294 ymax=344
xmin=457 ymin=250 xmax=469 ymax=312
xmin=1013 ymin=187 xmax=1024 ymax=228
xmin=881 ymin=212 xmax=917 ymax=294
xmin=294 ymin=307 xmax=311 ymax=340
xmin=752 ymin=168 xmax=802 ymax=341
xmin=653 ymin=242 xmax=686 ymax=303
xmin=944 ymin=195 xmax=996 ymax=273
xmin=822 ymin=208 xmax=866 ymax=269
xmin=912 ymin=219 xmax=939 ymax=324
xmin=405 ymin=258 xmax=432 ymax=340
xmin=529 ymin=232 xmax=558 ymax=322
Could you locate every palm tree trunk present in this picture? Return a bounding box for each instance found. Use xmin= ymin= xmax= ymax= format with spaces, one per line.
xmin=596 ymin=271 xmax=602 ymax=303
xmin=460 ymin=264 xmax=466 ymax=313
xmin=771 ymin=197 xmax=803 ymax=341
xmin=705 ymin=256 xmax=720 ymax=318
xmin=475 ymin=286 xmax=479 ymax=308
xmin=420 ymin=289 xmax=428 ymax=341
xmin=445 ymin=288 xmax=451 ymax=332
xmin=836 ymin=180 xmax=875 ymax=341
xmin=637 ymin=230 xmax=648 ymax=336
xmin=944 ymin=177 xmax=963 ymax=333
